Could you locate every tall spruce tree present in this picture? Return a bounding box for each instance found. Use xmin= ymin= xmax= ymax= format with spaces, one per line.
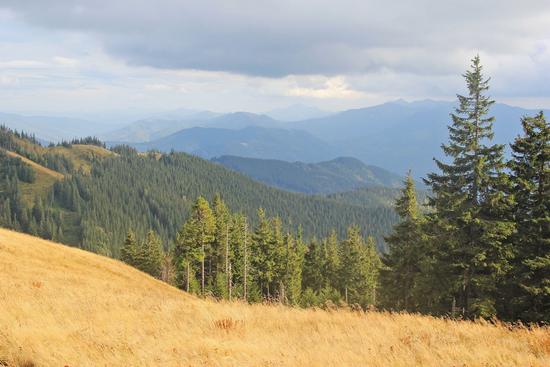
xmin=380 ymin=173 xmax=426 ymax=311
xmin=322 ymin=230 xmax=341 ymax=291
xmin=425 ymin=56 xmax=514 ymax=318
xmin=338 ymin=225 xmax=380 ymax=308
xmin=508 ymin=112 xmax=550 ymax=322
xmin=174 ymin=196 xmax=215 ymax=294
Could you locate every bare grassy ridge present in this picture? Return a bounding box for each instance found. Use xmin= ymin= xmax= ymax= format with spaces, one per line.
xmin=0 ymin=228 xmax=548 ymax=367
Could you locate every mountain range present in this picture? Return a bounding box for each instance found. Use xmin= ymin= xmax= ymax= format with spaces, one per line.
xmin=2 ymin=100 xmax=547 ymax=178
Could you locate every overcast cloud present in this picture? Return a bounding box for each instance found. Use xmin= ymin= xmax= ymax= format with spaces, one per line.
xmin=1 ymin=0 xmax=549 ymax=113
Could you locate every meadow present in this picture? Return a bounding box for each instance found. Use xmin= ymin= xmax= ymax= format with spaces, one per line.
xmin=0 ymin=228 xmax=548 ymax=367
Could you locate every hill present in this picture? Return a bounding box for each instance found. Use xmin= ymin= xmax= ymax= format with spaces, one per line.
xmin=0 ymin=128 xmax=398 ymax=254
xmin=1 ymin=228 xmax=548 ymax=367
xmin=133 ymin=126 xmax=337 ymax=162
xmin=213 ymin=155 xmax=405 ymax=194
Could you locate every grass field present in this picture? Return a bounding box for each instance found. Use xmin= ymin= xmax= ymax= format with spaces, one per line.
xmin=0 ymin=228 xmax=548 ymax=367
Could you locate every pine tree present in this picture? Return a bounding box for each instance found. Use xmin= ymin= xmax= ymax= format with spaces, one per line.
xmin=338 ymin=225 xmax=380 ymax=309
xmin=425 ymin=56 xmax=515 ymax=318
xmin=302 ymin=238 xmax=325 ymax=293
xmin=251 ymin=208 xmax=273 ymax=298
xmin=120 ymin=230 xmax=138 ymax=266
xmin=380 ymin=173 xmax=426 ymax=311
xmin=141 ymin=230 xmax=164 ymax=278
xmin=212 ymin=193 xmax=230 ymax=289
xmin=508 ymin=112 xmax=550 ymax=322
xmin=282 ymin=231 xmax=306 ymax=304
xmin=174 ymin=196 xmax=215 ymax=294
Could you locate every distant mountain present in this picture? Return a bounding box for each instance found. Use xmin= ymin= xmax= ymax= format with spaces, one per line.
xmin=201 ymin=112 xmax=285 ymax=130
xmin=101 ymin=110 xmax=220 ymax=143
xmin=133 ymin=126 xmax=337 ymax=162
xmin=265 ymin=104 xmax=332 ymax=122
xmin=102 ymin=111 xmax=283 ymax=143
xmin=212 ymin=155 xmax=405 ymax=194
xmin=0 ymin=112 xmax=116 ymax=142
xmin=296 ymin=100 xmax=549 ymax=178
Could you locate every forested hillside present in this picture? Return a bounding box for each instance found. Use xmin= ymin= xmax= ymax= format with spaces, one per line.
xmin=0 ymin=128 xmax=398 ymax=257
xmin=213 ymin=155 xmax=405 ymax=194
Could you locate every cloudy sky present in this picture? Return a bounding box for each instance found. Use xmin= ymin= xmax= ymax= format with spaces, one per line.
xmin=1 ymin=0 xmax=550 ymax=116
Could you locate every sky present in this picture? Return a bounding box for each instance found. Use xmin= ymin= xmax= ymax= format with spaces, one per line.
xmin=1 ymin=0 xmax=550 ymax=117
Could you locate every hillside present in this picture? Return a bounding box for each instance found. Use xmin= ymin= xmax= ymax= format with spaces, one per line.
xmin=213 ymin=155 xmax=405 ymax=194
xmin=1 ymin=228 xmax=548 ymax=367
xmin=0 ymin=128 xmax=398 ymax=255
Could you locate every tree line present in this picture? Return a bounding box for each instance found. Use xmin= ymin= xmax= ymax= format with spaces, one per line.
xmin=121 ymin=193 xmax=381 ymax=309
xmin=380 ymin=56 xmax=549 ymax=323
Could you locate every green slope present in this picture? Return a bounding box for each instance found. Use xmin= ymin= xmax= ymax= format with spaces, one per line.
xmin=0 ymin=129 xmax=399 ymax=255
xmin=213 ymin=155 xmax=405 ymax=194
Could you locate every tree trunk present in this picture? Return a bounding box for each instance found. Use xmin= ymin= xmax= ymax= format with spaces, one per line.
xmin=243 ymin=220 xmax=248 ymax=302
xmin=201 ymin=238 xmax=205 ymax=295
xmin=186 ymin=261 xmax=190 ymax=292
xmin=225 ymin=224 xmax=230 ymax=300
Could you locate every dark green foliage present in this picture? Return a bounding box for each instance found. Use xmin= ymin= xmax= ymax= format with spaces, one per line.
xmin=120 ymin=231 xmax=138 ymax=266
xmin=213 ymin=155 xmax=405 ymax=194
xmin=338 ymin=227 xmax=381 ymax=308
xmin=171 ymin=195 xmax=380 ymax=308
xmin=380 ymin=173 xmax=429 ymax=312
xmin=0 ymin=152 xmax=36 ymax=183
xmin=506 ymin=112 xmax=550 ymax=322
xmin=120 ymin=229 xmax=164 ymax=278
xmin=424 ymin=56 xmax=515 ymax=318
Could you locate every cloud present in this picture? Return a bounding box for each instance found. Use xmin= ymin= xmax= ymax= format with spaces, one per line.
xmin=287 ymin=77 xmax=364 ymax=99
xmin=0 ymin=60 xmax=47 ymax=69
xmin=53 ymin=56 xmax=78 ymax=67
xmin=2 ymin=0 xmax=550 ymax=78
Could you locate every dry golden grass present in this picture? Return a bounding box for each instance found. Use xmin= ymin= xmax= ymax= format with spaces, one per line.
xmin=0 ymin=228 xmax=548 ymax=367
xmin=48 ymin=144 xmax=114 ymax=174
xmin=2 ymin=150 xmax=64 ymax=204
xmin=3 ymin=151 xmax=64 ymax=180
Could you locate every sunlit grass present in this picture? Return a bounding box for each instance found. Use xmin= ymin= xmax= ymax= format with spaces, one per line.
xmin=0 ymin=228 xmax=548 ymax=367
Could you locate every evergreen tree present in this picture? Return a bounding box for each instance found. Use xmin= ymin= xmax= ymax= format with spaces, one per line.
xmin=338 ymin=225 xmax=381 ymax=308
xmin=212 ymin=193 xmax=230 ymax=286
xmin=302 ymin=238 xmax=325 ymax=293
xmin=425 ymin=56 xmax=515 ymax=318
xmin=380 ymin=173 xmax=426 ymax=311
xmin=120 ymin=230 xmax=138 ymax=266
xmin=251 ymin=208 xmax=273 ymax=298
xmin=141 ymin=230 xmax=164 ymax=278
xmin=507 ymin=112 xmax=550 ymax=322
xmin=174 ymin=196 xmax=215 ymax=295
xmin=282 ymin=231 xmax=306 ymax=304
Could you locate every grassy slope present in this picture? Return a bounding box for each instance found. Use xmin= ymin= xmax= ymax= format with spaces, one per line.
xmin=3 ymin=150 xmax=64 ymax=204
xmin=2 ymin=143 xmax=113 ymax=204
xmin=0 ymin=228 xmax=548 ymax=367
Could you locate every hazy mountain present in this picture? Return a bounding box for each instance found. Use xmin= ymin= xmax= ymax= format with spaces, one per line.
xmin=296 ymin=100 xmax=548 ymax=178
xmin=133 ymin=126 xmax=337 ymax=162
xmin=212 ymin=155 xmax=405 ymax=194
xmin=202 ymin=112 xmax=285 ymax=130
xmin=0 ymin=112 xmax=116 ymax=142
xmin=101 ymin=110 xmax=220 ymax=143
xmin=265 ymin=104 xmax=332 ymax=122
